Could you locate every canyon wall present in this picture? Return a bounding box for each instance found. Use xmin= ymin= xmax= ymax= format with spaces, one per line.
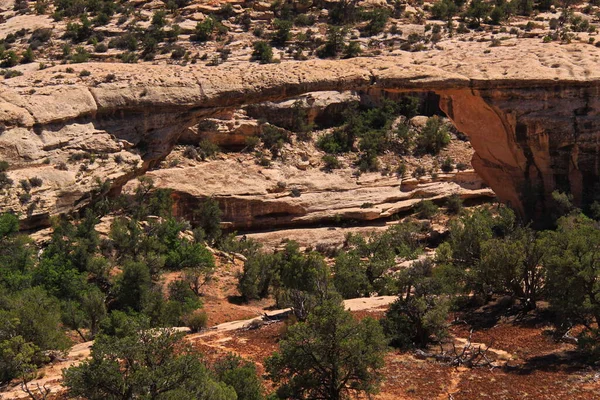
xmin=2 ymin=40 xmax=600 ymax=226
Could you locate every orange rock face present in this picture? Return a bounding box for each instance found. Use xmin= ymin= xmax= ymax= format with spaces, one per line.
xmin=441 ymin=84 xmax=600 ymax=219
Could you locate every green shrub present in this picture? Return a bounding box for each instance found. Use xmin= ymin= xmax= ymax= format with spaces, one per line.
xmin=415 ymin=200 xmax=438 ymax=219
xmin=415 ymin=116 xmax=451 ymax=155
xmin=192 ymin=17 xmax=216 ymax=42
xmin=183 ymin=145 xmax=199 ymax=160
xmin=441 ymin=157 xmax=454 ymax=172
xmin=165 ymin=241 xmax=214 ymax=271
xmin=396 ymin=162 xmax=407 ymax=177
xmin=465 ymin=0 xmax=492 ymax=27
xmin=1 ymin=50 xmax=18 ymax=67
xmin=20 ymin=179 xmax=32 ymax=192
xmin=294 ymin=13 xmax=316 ymax=27
xmin=213 ymin=354 xmax=265 ymax=400
xmin=152 ymin=10 xmax=167 ymax=28
xmin=244 ymin=136 xmax=260 ymax=151
xmin=412 ymin=165 xmax=426 ymax=178
xmin=251 ymin=41 xmax=273 ymax=63
xmin=456 ymin=162 xmax=468 ymax=171
xmin=237 ymin=12 xmax=252 ymax=31
xmin=19 ymin=192 xmax=32 ymax=204
xmin=64 ymin=15 xmax=93 ymax=43
xmin=28 ymin=177 xmax=43 ymax=187
xmin=198 ymin=139 xmax=219 ymax=160
xmin=343 ymin=41 xmax=361 ymax=58
xmin=0 ymin=162 xmax=12 ymax=189
xmin=272 ymin=19 xmax=292 ymax=47
xmin=119 ymin=51 xmax=138 ymax=63
xmin=322 ymin=154 xmax=341 ymax=170
xmin=261 ymin=125 xmax=290 ymax=158
xmin=360 ymin=8 xmax=389 ymax=37
xmin=171 ymin=46 xmax=186 ymax=59
xmin=317 ymin=25 xmax=347 ymax=58
xmin=446 ymin=194 xmax=463 ymax=214
xmin=431 ymin=0 xmax=458 ymax=21
xmin=184 ymin=311 xmax=208 ymax=333
xmin=70 ymin=46 xmax=90 ymax=63
xmin=317 ymin=129 xmax=353 ymax=154
xmin=20 ymin=47 xmax=35 ymax=64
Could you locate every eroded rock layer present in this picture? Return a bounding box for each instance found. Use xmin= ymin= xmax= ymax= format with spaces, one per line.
xmin=2 ymin=39 xmax=600 ymax=225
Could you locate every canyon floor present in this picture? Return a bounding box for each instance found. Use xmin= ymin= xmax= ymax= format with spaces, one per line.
xmin=4 ymin=256 xmax=600 ymax=400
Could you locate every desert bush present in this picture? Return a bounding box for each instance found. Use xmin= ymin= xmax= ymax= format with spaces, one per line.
xmin=412 ymin=165 xmax=426 ymax=178
xmin=343 ymin=41 xmax=362 ymax=58
xmin=119 ymin=51 xmax=138 ymax=63
xmin=294 ymin=13 xmax=316 ymax=27
xmin=441 ymin=157 xmax=454 ymax=172
xmin=213 ymin=354 xmax=265 ymax=400
xmin=317 ymin=25 xmax=347 ymax=58
xmin=266 ymin=298 xmax=386 ymax=399
xmin=382 ymin=259 xmax=450 ymax=348
xmin=261 ymin=125 xmax=290 ymax=158
xmin=20 ymin=47 xmax=35 ymax=64
xmin=446 ymin=194 xmax=463 ymax=214
xmin=70 ymin=46 xmax=90 ymax=63
xmin=252 ymin=41 xmax=273 ymax=63
xmin=456 ymin=162 xmax=468 ymax=171
xmin=415 ymin=199 xmax=439 ymax=219
xmin=184 ymin=311 xmax=208 ymax=333
xmin=415 ymin=116 xmax=451 ymax=155
xmin=183 ymin=145 xmax=199 ymax=160
xmin=198 ymin=140 xmax=219 ymax=160
xmin=0 ymin=162 xmax=12 ymax=189
xmin=29 ymin=177 xmax=43 ymax=187
xmin=272 ymin=19 xmax=292 ymax=47
xmin=322 ymin=154 xmax=341 ymax=170
xmin=192 ymin=16 xmax=216 ymax=42
xmin=431 ymin=0 xmax=459 ymax=21
xmin=361 ymin=8 xmax=389 ymax=37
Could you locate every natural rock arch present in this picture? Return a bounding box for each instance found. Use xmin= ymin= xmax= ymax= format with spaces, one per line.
xmin=2 ymin=43 xmax=600 ymax=226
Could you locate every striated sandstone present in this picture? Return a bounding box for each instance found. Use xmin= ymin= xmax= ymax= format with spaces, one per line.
xmin=138 ymin=157 xmax=493 ymax=231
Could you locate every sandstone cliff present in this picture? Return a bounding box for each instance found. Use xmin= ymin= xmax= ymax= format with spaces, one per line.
xmin=2 ymin=38 xmax=600 ymax=226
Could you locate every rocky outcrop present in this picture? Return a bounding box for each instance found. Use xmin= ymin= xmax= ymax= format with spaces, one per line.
xmin=179 ymin=110 xmax=262 ymax=148
xmin=244 ymin=91 xmax=360 ymax=130
xmin=2 ymin=39 xmax=600 ymax=226
xmin=139 ymin=158 xmax=493 ymax=231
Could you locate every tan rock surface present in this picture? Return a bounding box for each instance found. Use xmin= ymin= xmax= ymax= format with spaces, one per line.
xmin=2 ymin=39 xmax=600 ymax=224
xmin=141 ymin=155 xmax=493 ymax=230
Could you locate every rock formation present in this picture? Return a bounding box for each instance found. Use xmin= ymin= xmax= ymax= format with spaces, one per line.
xmin=138 ymin=157 xmax=492 ymax=231
xmin=2 ymin=39 xmax=600 ymax=226
xmin=244 ymin=91 xmax=360 ymax=131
